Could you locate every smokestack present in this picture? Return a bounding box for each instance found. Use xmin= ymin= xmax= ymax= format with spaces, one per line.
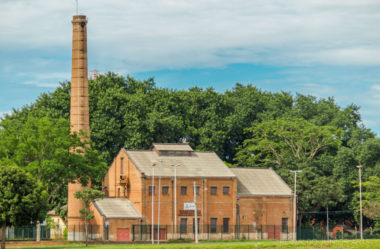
xmin=70 ymin=15 xmax=89 ymax=134
xmin=67 ymin=15 xmax=90 ymax=240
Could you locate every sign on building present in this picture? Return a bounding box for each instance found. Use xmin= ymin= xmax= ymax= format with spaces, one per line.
xmin=184 ymin=202 xmax=196 ymax=210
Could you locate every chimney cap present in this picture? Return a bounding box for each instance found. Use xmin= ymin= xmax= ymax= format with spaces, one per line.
xmin=72 ymin=15 xmax=87 ymax=23
xmin=73 ymin=15 xmax=86 ymax=19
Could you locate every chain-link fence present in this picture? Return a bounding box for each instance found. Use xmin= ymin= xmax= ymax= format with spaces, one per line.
xmin=66 ymin=225 xmax=103 ymax=241
xmin=297 ymin=225 xmax=380 ymax=240
xmin=6 ymin=226 xmax=51 ymax=240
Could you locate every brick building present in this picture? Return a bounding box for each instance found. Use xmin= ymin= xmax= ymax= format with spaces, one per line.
xmin=88 ymin=143 xmax=294 ymax=241
xmin=66 ymin=14 xmax=294 ymax=242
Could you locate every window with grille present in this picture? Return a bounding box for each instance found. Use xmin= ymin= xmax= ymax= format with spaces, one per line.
xmin=149 ymin=186 xmax=155 ymax=195
xmin=282 ymin=218 xmax=288 ymax=233
xmin=181 ymin=186 xmax=187 ymax=195
xmin=120 ymin=158 xmax=124 ymax=174
xmin=162 ymin=186 xmax=169 ymax=195
xmin=210 ymin=218 xmax=217 ymax=233
xmin=192 ymin=218 xmax=200 ymax=233
xmin=194 ymin=186 xmax=200 ymax=195
xmin=211 ymin=186 xmax=217 ymax=195
xmin=223 ymin=186 xmax=229 ymax=195
xmin=180 ymin=218 xmax=187 ymax=233
xmin=223 ymin=218 xmax=230 ymax=233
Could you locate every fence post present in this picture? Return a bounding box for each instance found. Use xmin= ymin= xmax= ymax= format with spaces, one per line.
xmin=248 ymin=224 xmax=249 ymax=240
xmin=207 ymin=224 xmax=209 ymax=240
xmin=132 ymin=225 xmax=135 ymax=241
xmin=74 ymin=225 xmax=76 ymax=241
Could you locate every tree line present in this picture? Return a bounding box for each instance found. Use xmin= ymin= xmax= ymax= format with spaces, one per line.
xmin=0 ymin=72 xmax=379 ymax=233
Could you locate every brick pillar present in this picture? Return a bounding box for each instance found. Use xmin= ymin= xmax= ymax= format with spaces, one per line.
xmin=67 ymin=15 xmax=90 ymax=241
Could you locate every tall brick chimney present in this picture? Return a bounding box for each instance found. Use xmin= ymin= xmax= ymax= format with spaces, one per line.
xmin=67 ymin=15 xmax=90 ymax=240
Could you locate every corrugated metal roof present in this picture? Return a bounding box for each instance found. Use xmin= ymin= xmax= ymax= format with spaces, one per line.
xmin=231 ymin=168 xmax=292 ymax=196
xmin=94 ymin=198 xmax=141 ymax=219
xmin=152 ymin=143 xmax=193 ymax=151
xmin=125 ymin=150 xmax=235 ymax=178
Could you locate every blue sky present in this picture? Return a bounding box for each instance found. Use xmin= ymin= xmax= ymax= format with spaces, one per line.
xmin=1 ymin=0 xmax=380 ymax=134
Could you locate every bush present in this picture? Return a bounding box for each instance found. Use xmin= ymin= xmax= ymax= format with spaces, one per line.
xmin=63 ymin=228 xmax=68 ymax=240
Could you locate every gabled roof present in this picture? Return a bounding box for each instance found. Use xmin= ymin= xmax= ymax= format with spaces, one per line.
xmin=231 ymin=168 xmax=292 ymax=197
xmin=124 ymin=149 xmax=235 ymax=178
xmin=94 ymin=198 xmax=141 ymax=219
xmin=152 ymin=143 xmax=193 ymax=152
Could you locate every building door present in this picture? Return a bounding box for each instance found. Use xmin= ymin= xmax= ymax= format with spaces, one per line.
xmin=117 ymin=228 xmax=130 ymax=241
xmin=154 ymin=228 xmax=166 ymax=241
xmin=267 ymin=226 xmax=280 ymax=240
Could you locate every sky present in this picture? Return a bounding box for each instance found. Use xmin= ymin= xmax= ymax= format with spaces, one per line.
xmin=1 ymin=0 xmax=379 ymax=134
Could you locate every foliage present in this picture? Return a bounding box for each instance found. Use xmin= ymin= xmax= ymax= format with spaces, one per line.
xmin=362 ymin=176 xmax=380 ymax=232
xmin=235 ymin=118 xmax=346 ymax=217
xmin=74 ymin=188 xmax=104 ymax=246
xmin=0 ymin=116 xmax=107 ymax=212
xmin=0 ymin=166 xmax=48 ymax=249
xmin=235 ymin=118 xmax=343 ymax=169
xmin=1 ymin=73 xmax=377 ymax=227
xmin=63 ymin=227 xmax=68 ymax=240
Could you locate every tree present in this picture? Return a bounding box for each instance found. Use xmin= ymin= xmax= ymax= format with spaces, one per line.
xmin=0 ymin=166 xmax=47 ymax=249
xmin=74 ymin=188 xmax=104 ymax=246
xmin=361 ymin=176 xmax=380 ymax=232
xmin=0 ymin=116 xmax=107 ymax=210
xmin=235 ymin=118 xmax=343 ymax=170
xmin=235 ymin=118 xmax=345 ymax=219
xmin=1 ymin=73 xmax=374 ymax=227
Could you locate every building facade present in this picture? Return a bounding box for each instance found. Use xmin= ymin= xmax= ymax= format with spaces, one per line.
xmin=88 ymin=143 xmax=294 ymax=241
xmin=65 ymin=14 xmax=294 ymax=243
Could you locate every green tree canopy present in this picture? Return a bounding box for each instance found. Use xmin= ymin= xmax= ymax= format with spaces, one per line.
xmin=0 ymin=116 xmax=107 ymax=210
xmin=0 ymin=166 xmax=47 ymax=249
xmin=75 ymin=188 xmax=104 ymax=246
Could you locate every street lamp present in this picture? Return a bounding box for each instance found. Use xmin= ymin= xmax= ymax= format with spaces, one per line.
xmin=356 ymin=165 xmax=363 ymax=240
xmin=151 ymin=162 xmax=156 ymax=244
xmin=157 ymin=160 xmax=163 ymax=244
xmin=170 ymin=163 xmax=181 ymax=239
xmin=290 ymin=170 xmax=302 ymax=241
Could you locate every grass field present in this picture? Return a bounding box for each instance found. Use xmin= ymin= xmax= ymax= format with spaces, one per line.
xmin=6 ymin=240 xmax=380 ymax=249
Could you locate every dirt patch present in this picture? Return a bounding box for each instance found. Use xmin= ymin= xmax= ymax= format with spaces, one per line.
xmin=7 ymin=240 xmax=69 ymax=248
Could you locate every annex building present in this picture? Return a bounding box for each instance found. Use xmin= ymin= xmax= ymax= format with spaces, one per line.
xmin=87 ymin=143 xmax=294 ymax=241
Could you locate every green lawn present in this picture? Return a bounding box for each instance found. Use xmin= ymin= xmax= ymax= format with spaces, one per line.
xmin=7 ymin=240 xmax=380 ymax=249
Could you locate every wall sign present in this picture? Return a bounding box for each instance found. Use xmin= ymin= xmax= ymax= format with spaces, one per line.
xmin=184 ymin=202 xmax=196 ymax=210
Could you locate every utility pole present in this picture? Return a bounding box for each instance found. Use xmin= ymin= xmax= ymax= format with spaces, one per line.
xmin=157 ymin=160 xmax=162 ymax=244
xmin=194 ymin=181 xmax=198 ymax=243
xmin=171 ymin=164 xmax=181 ymax=239
xmin=326 ymin=205 xmax=329 ymax=240
xmin=357 ymin=165 xmax=363 ymax=240
xmin=151 ymin=163 xmax=155 ymax=244
xmin=290 ymin=170 xmax=302 ymax=241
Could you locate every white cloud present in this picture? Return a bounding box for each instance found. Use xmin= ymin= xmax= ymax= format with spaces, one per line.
xmin=1 ymin=0 xmax=380 ymax=134
xmin=0 ymin=111 xmax=11 ymax=119
xmin=1 ymin=0 xmax=380 ymax=72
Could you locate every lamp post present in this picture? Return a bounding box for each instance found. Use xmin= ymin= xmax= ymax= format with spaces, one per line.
xmin=290 ymin=170 xmax=302 ymax=241
xmin=157 ymin=160 xmax=163 ymax=244
xmin=170 ymin=163 xmax=181 ymax=239
xmin=356 ymin=165 xmax=363 ymax=240
xmin=193 ymin=181 xmax=198 ymax=243
xmin=151 ymin=162 xmax=156 ymax=244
